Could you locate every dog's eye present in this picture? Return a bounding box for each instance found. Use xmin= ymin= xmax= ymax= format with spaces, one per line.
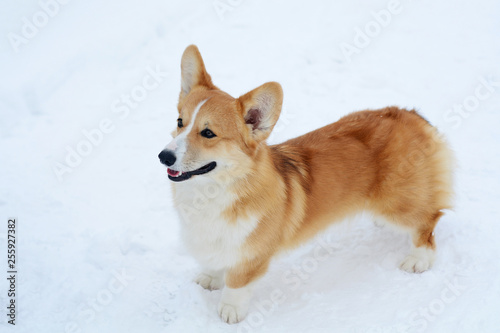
xmin=177 ymin=118 xmax=183 ymax=128
xmin=200 ymin=128 xmax=216 ymax=138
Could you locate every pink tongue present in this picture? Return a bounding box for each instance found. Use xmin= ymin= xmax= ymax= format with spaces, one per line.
xmin=167 ymin=169 xmax=180 ymax=177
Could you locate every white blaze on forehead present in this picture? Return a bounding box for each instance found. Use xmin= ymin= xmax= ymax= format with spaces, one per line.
xmin=181 ymin=98 xmax=208 ymax=140
xmin=164 ymin=99 xmax=208 ymax=169
xmin=165 ymin=99 xmax=208 ymax=151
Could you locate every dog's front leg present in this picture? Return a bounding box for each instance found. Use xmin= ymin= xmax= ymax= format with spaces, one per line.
xmin=218 ymin=259 xmax=270 ymax=324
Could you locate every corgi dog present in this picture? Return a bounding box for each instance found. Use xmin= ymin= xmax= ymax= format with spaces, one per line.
xmin=158 ymin=45 xmax=454 ymax=324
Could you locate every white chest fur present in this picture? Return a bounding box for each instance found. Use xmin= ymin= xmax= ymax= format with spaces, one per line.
xmin=172 ymin=179 xmax=258 ymax=271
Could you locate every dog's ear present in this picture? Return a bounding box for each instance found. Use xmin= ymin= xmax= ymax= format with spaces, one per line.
xmin=179 ymin=45 xmax=216 ymax=102
xmin=238 ymin=82 xmax=283 ymax=142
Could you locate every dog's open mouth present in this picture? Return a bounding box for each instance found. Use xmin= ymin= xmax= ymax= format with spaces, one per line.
xmin=167 ymin=162 xmax=217 ymax=182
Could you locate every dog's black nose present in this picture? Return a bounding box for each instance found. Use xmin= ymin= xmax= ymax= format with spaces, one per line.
xmin=158 ymin=150 xmax=176 ymax=166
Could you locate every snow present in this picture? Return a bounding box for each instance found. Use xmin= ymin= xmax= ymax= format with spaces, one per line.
xmin=1 ymin=0 xmax=499 ymax=332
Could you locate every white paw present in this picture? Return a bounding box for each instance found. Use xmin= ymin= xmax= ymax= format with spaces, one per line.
xmin=400 ymin=247 xmax=435 ymax=273
xmin=217 ymin=286 xmax=253 ymax=324
xmin=194 ymin=273 xmax=223 ymax=290
xmin=218 ymin=302 xmax=247 ymax=324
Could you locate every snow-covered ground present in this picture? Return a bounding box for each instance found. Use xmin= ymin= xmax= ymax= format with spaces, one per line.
xmin=1 ymin=0 xmax=500 ymax=332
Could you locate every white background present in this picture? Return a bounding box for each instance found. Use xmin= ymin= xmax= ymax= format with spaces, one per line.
xmin=1 ymin=0 xmax=499 ymax=332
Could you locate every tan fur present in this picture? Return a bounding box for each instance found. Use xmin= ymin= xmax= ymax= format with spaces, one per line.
xmin=171 ymin=45 xmax=454 ymax=293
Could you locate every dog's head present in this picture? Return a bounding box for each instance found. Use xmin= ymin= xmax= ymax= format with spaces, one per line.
xmin=158 ymin=45 xmax=283 ymax=183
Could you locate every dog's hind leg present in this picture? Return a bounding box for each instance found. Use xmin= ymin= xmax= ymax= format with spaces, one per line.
xmin=399 ymin=211 xmax=443 ymax=273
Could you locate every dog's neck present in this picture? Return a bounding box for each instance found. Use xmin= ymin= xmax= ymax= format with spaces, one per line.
xmin=220 ymin=142 xmax=291 ymax=223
